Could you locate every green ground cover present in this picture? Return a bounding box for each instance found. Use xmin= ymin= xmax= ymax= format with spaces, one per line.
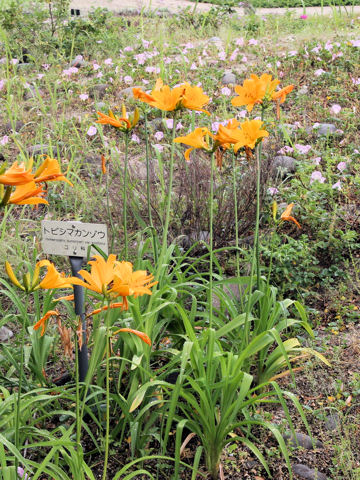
xmin=0 ymin=1 xmax=359 ymax=479
xmin=191 ymin=0 xmax=357 ymax=7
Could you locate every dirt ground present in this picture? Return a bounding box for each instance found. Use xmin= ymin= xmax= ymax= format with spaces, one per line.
xmin=69 ymin=0 xmax=360 ymax=16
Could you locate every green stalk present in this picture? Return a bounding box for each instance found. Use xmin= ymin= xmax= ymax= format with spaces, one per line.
xmin=102 ymin=303 xmax=112 ymax=480
xmin=231 ymin=151 xmax=240 ymax=279
xmin=208 ymin=152 xmax=214 ymax=329
xmin=157 ymin=113 xmax=177 ymax=277
xmin=254 ymin=145 xmax=262 ymax=292
xmin=14 ymin=314 xmax=27 ymax=472
xmin=123 ymin=133 xmax=130 ymax=259
xmin=144 ymin=112 xmax=158 ymax=263
xmin=105 ymin=162 xmax=116 ymax=253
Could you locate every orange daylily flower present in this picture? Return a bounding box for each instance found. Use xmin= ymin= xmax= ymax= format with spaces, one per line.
xmin=174 ymin=127 xmax=213 ymax=161
xmin=101 ymin=155 xmax=107 ymax=174
xmin=70 ymin=254 xmax=119 ymax=297
xmin=280 ymin=203 xmax=301 ymax=229
xmin=215 ymin=119 xmax=269 ymax=153
xmin=96 ymin=111 xmax=130 ymax=129
xmin=87 ymin=302 xmax=125 ymax=317
xmin=113 ymin=328 xmax=151 ymax=346
xmin=5 ymin=259 xmax=72 ymax=292
xmin=37 ymin=260 xmax=74 ymax=289
xmin=57 ymin=318 xmax=74 ymax=358
xmin=272 ymin=84 xmax=294 ymax=104
xmin=133 ymin=79 xmax=210 ymax=114
xmin=9 ymin=181 xmax=48 ymax=205
xmin=0 ymin=161 xmax=34 ymax=186
xmin=214 ymin=118 xmax=241 ymax=148
xmin=34 ymin=156 xmax=73 ymax=186
xmin=34 ymin=310 xmax=59 ymax=336
xmin=232 ymin=74 xmax=280 ymax=112
xmin=112 ymin=261 xmax=157 ymax=310
xmin=54 ymin=294 xmax=74 ymax=302
xmin=181 ymin=83 xmax=210 ymax=115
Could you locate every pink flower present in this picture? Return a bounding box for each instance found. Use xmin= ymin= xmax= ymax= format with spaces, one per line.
xmin=87 ymin=126 xmax=97 ymax=136
xmin=0 ymin=79 xmax=5 ymax=91
xmin=267 ymin=187 xmax=279 ymax=195
xmin=123 ymin=46 xmax=133 ymax=52
xmin=295 ymin=144 xmax=312 ymax=154
xmin=229 ymin=48 xmax=239 ymax=61
xmin=238 ymin=110 xmax=247 ymax=118
xmin=104 ymin=58 xmax=113 ymax=65
xmin=165 ymin=119 xmax=173 ymax=129
xmin=310 ymin=171 xmax=326 ymax=184
xmin=277 ymin=146 xmax=294 ymax=155
xmin=324 ymin=41 xmax=333 ymax=51
xmin=11 ymin=58 xmax=19 ymax=65
xmin=134 ymin=53 xmax=147 ymax=65
xmin=154 ymin=131 xmax=164 ymax=141
xmin=124 ymin=75 xmax=133 ymax=85
xmin=176 ymin=122 xmax=183 ymax=130
xmin=142 ymin=39 xmax=150 ymax=49
xmin=314 ymin=69 xmax=326 ymax=76
xmin=93 ymin=63 xmax=101 ymax=71
xmin=332 ymin=180 xmax=341 ymax=190
xmin=218 ymin=51 xmax=226 ymax=61
xmin=1 ymin=135 xmax=9 ymax=146
xmin=337 ymin=161 xmax=347 ymax=172
xmin=248 ymin=38 xmax=258 ymax=46
xmin=288 ymin=50 xmax=298 ymax=57
xmin=190 ymin=62 xmax=197 ymax=70
xmin=241 ymin=56 xmax=248 ymax=63
xmin=37 ymin=74 xmax=44 ymax=80
xmin=142 ymin=79 xmax=149 ymax=84
xmin=42 ymin=64 xmax=50 ymax=70
xmin=312 ymin=157 xmax=322 ymax=165
xmin=79 ymin=93 xmax=89 ymax=101
xmin=351 ymin=77 xmax=360 ymax=85
xmin=96 ymin=72 xmax=103 ymax=78
xmin=221 ymin=87 xmax=231 ymax=96
xmin=235 ymin=37 xmax=244 ymax=46
xmin=351 ymin=40 xmax=360 ymax=47
xmin=17 ymin=467 xmax=30 ymax=479
xmin=330 ymin=104 xmax=341 ymax=114
xmin=131 ymin=134 xmax=140 ymax=143
xmin=153 ymin=144 xmax=164 ymax=153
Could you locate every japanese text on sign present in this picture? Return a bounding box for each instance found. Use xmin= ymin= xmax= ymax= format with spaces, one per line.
xmin=41 ymin=220 xmax=108 ymax=257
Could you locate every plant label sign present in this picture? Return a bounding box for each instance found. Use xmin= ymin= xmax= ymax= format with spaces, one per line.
xmin=41 ymin=220 xmax=108 ymax=257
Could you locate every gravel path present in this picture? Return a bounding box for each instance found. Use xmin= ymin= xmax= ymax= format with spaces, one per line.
xmin=69 ymin=0 xmax=360 ymax=16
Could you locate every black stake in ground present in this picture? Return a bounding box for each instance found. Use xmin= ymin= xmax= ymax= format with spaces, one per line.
xmin=70 ymin=256 xmax=88 ymax=382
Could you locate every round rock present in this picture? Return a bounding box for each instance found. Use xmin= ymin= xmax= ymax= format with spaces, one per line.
xmin=316 ymin=123 xmax=337 ymax=136
xmin=118 ymin=86 xmax=141 ymax=99
xmin=283 ymin=431 xmax=324 ymax=450
xmin=222 ymin=72 xmax=236 ymax=85
xmin=272 ymin=155 xmax=297 ymax=175
xmin=292 ymin=464 xmax=328 ymax=480
xmin=89 ymin=84 xmax=110 ymax=99
xmin=0 ymin=326 xmax=13 ymax=341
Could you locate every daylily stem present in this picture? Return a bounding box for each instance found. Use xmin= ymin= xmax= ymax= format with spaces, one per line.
xmin=102 ymin=302 xmax=112 ymax=480
xmin=144 ymin=112 xmax=158 ymax=264
xmin=157 ymin=113 xmax=177 ymax=277
xmin=123 ymin=132 xmax=130 ymax=259
xmin=14 ymin=315 xmax=27 ymax=473
xmin=209 ymin=152 xmax=214 ymax=329
xmin=74 ymin=333 xmax=83 ymax=477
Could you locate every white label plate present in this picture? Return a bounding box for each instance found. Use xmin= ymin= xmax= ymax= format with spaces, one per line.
xmin=41 ymin=220 xmax=108 ymax=257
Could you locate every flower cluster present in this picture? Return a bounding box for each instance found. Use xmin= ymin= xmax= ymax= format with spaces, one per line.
xmin=0 ymin=156 xmax=72 ymax=207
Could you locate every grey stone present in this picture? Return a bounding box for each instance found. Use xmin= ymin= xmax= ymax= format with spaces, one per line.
xmin=4 ymin=121 xmax=25 ymax=133
xmin=284 ymin=432 xmax=324 ymax=450
xmin=95 ymin=102 xmax=106 ymax=110
xmin=147 ymin=117 xmax=164 ymax=131
xmin=298 ymin=85 xmax=309 ymax=95
xmin=89 ymin=84 xmax=110 ymax=99
xmin=222 ymin=72 xmax=236 ymax=85
xmin=292 ymin=464 xmax=328 ymax=480
xmin=118 ymin=86 xmax=141 ymax=99
xmin=212 ymin=277 xmax=246 ymax=312
xmin=325 ymin=413 xmax=341 ymax=431
xmin=27 ymin=143 xmax=64 ymax=156
xmin=70 ymin=56 xmax=85 ymax=68
xmin=273 ymin=155 xmax=297 ymax=175
xmin=0 ymin=326 xmax=13 ymax=341
xmin=316 ymin=123 xmax=337 ymax=137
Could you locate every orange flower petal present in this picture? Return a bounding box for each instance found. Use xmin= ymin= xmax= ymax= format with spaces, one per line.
xmin=113 ymin=328 xmax=151 ymax=346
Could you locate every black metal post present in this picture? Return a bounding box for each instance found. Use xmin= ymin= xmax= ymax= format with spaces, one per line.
xmin=69 ymin=256 xmax=89 ymax=382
